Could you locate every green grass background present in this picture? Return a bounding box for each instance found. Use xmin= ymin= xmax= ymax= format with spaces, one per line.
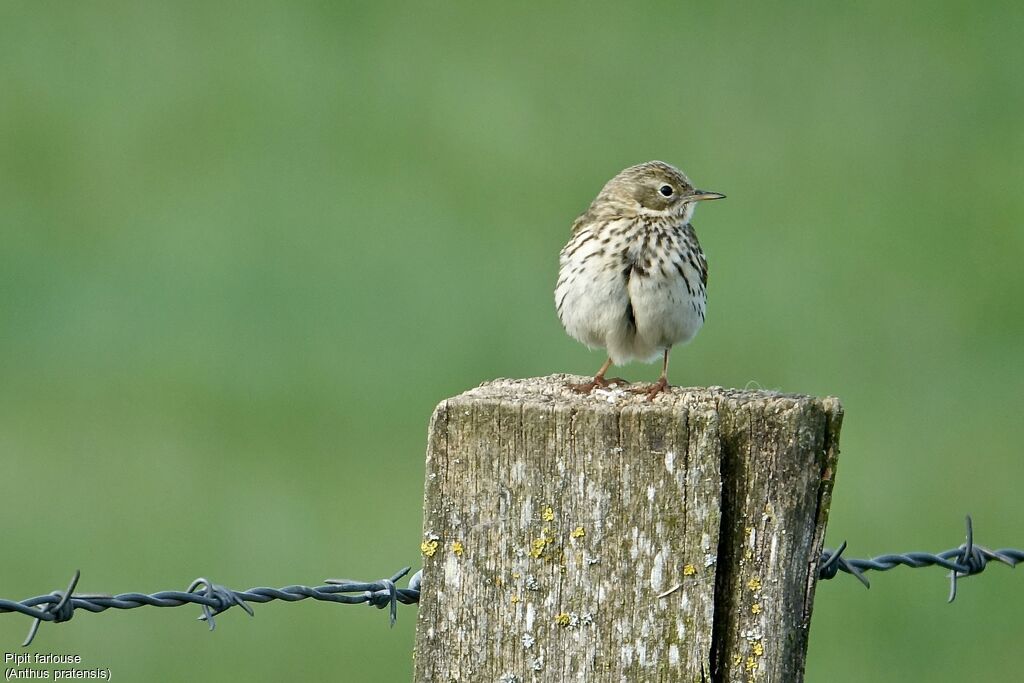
xmin=1 ymin=1 xmax=1022 ymax=680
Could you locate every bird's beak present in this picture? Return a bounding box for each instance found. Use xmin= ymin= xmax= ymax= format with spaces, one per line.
xmin=687 ymin=190 xmax=725 ymax=201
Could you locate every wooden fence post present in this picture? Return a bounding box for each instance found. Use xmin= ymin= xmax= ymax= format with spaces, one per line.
xmin=414 ymin=375 xmax=842 ymax=682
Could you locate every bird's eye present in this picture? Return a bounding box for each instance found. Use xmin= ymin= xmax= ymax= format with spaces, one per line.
xmin=658 ymin=185 xmax=674 ymax=197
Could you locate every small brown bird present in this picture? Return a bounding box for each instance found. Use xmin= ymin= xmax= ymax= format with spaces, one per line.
xmin=554 ymin=161 xmax=724 ymax=399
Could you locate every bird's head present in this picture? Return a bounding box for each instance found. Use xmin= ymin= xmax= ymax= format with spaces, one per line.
xmin=596 ymin=160 xmax=724 ymax=222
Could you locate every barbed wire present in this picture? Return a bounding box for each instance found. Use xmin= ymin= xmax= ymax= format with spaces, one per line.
xmin=0 ymin=567 xmax=420 ymax=647
xmin=818 ymin=516 xmax=1021 ymax=601
xmin=2 ymin=517 xmax=1018 ymax=646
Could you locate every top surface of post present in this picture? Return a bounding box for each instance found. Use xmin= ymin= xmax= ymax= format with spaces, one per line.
xmin=456 ymin=374 xmax=837 ymax=410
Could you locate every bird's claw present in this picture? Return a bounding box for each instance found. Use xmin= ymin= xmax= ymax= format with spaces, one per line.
xmin=631 ymin=377 xmax=669 ymax=401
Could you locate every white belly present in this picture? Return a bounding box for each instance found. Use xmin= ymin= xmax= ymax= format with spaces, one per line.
xmin=628 ymin=262 xmax=705 ymax=357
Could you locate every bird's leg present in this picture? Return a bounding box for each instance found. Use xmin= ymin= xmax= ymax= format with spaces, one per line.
xmin=600 ymin=356 xmax=632 ymax=387
xmin=568 ymin=357 xmax=630 ymax=393
xmin=634 ymin=348 xmax=671 ymax=400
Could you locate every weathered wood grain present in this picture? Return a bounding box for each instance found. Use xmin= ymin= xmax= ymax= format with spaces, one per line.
xmin=414 ymin=375 xmax=842 ymax=682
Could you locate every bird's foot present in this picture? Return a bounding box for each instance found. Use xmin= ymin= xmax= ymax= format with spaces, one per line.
xmin=631 ymin=377 xmax=670 ymax=401
xmin=568 ymin=376 xmax=631 ymax=394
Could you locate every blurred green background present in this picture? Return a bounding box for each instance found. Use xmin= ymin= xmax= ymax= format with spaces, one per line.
xmin=1 ymin=1 xmax=1021 ymax=680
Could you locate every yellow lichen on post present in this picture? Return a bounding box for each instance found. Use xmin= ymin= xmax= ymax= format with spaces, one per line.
xmin=529 ymin=535 xmax=549 ymax=559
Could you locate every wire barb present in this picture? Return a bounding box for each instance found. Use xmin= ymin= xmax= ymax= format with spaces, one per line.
xmin=21 ymin=570 xmax=81 ymax=647
xmin=188 ymin=578 xmax=254 ymax=630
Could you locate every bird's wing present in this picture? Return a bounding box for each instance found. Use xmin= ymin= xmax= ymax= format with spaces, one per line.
xmin=682 ymin=223 xmax=708 ymax=286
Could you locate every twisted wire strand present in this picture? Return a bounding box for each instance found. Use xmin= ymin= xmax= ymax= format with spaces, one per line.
xmin=2 ymin=516 xmax=1019 ymax=646
xmin=1 ymin=567 xmax=421 ymax=646
xmin=818 ymin=516 xmax=1021 ymax=601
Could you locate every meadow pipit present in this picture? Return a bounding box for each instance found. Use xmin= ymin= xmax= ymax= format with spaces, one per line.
xmin=555 ymin=161 xmax=724 ymax=399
